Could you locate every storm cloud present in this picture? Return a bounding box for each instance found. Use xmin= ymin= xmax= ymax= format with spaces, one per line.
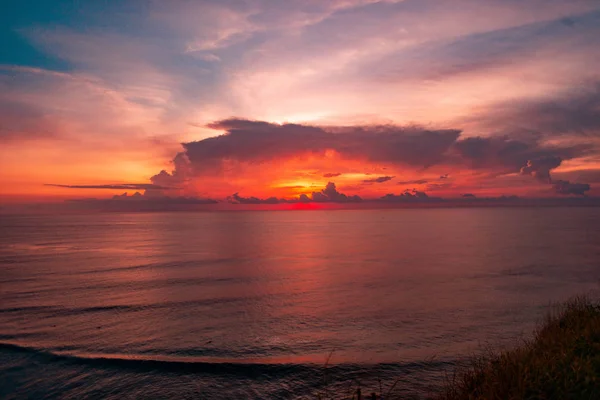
xmin=152 ymin=119 xmax=461 ymax=186
xmin=150 ymin=118 xmax=594 ymax=197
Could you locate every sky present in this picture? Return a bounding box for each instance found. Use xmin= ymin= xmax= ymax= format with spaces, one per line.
xmin=1 ymin=0 xmax=600 ymax=207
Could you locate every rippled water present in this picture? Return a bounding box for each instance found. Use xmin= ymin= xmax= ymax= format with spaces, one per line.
xmin=1 ymin=208 xmax=599 ymax=399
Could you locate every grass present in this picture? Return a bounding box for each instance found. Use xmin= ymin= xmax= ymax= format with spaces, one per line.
xmin=319 ymin=296 xmax=600 ymax=399
xmin=438 ymin=296 xmax=600 ymax=400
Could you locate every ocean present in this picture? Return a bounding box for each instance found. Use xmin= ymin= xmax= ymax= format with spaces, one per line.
xmin=1 ymin=208 xmax=599 ymax=399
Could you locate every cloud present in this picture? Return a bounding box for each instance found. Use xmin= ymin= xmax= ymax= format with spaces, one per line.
xmin=517 ymin=155 xmax=593 ymax=195
xmin=462 ymin=193 xmax=476 ymax=198
xmin=473 ymin=82 xmax=600 ymax=136
xmin=226 ymin=182 xmax=361 ymax=204
xmin=149 ymin=118 xmax=594 ymax=197
xmin=379 ymin=189 xmax=439 ymax=202
xmin=196 ymin=119 xmax=460 ymax=167
xmin=311 ymin=182 xmax=362 ymax=203
xmin=0 ymin=100 xmax=59 ymax=141
xmin=363 ymin=175 xmax=394 ymax=183
xmin=511 ymin=84 xmax=600 ymax=135
xmin=552 ymin=168 xmax=600 ymax=184
xmin=66 ymin=192 xmax=218 ymax=212
xmin=86 ymin=191 xmax=216 ymax=204
xmin=45 ymin=183 xmax=174 ymax=190
xmin=227 ymin=192 xmax=282 ymax=204
xmin=323 ymin=172 xmax=342 ymax=177
xmin=552 ymin=180 xmax=591 ymax=196
xmin=396 ymin=179 xmax=429 ymax=185
xmin=194 ymin=53 xmax=221 ymax=63
xmin=298 ymin=193 xmax=311 ymax=203
xmin=155 ymin=119 xmax=460 ymax=187
xmin=457 ymin=137 xmax=593 ymax=193
xmin=370 ymin=9 xmax=600 ymax=85
xmin=426 ymin=182 xmax=453 ymax=191
xmin=519 ymin=156 xmax=562 ymax=183
xmin=3 ymin=0 xmax=600 ymax=204
xmin=397 ymin=174 xmax=454 ymax=191
xmin=453 ymin=135 xmax=590 ymax=175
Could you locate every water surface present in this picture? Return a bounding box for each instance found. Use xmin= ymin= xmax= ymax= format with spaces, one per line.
xmin=1 ymin=208 xmax=599 ymax=398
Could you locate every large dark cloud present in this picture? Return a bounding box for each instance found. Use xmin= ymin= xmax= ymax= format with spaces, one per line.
xmin=151 ymin=118 xmax=593 ymax=196
xmin=152 ymin=119 xmax=461 ymax=186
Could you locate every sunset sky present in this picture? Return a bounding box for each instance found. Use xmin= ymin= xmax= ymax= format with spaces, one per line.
xmin=1 ymin=0 xmax=600 ymax=205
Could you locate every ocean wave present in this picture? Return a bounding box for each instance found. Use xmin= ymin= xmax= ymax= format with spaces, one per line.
xmin=0 ymin=342 xmax=453 ymax=378
xmin=74 ymin=258 xmax=243 ymax=275
xmin=0 ymin=290 xmax=304 ymax=318
xmin=0 ymin=304 xmax=145 ymax=316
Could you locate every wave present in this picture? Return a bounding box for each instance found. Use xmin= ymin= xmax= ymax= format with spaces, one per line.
xmin=0 ymin=304 xmax=146 ymax=315
xmin=75 ymin=258 xmax=241 ymax=275
xmin=0 ymin=342 xmax=453 ymax=378
xmin=0 ymin=295 xmax=275 ymax=317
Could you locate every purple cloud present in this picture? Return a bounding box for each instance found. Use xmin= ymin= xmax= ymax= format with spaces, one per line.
xmin=553 ymin=180 xmax=591 ymax=196
xmin=151 ymin=119 xmax=593 ymax=197
xmin=226 ymin=182 xmax=361 ymax=204
xmin=396 ymin=179 xmax=429 ymax=185
xmin=363 ymin=176 xmax=394 ymax=184
xmin=520 ymin=156 xmax=562 ymax=183
xmin=311 ymin=182 xmax=361 ymax=203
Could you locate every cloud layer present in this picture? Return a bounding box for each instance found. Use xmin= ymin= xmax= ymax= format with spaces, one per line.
xmin=150 ymin=118 xmax=595 ymax=198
